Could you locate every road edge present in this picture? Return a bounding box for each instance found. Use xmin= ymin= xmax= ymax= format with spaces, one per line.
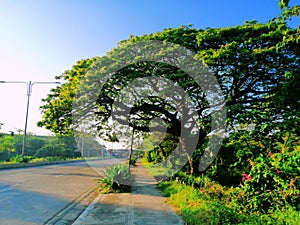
xmin=71 ymin=194 xmax=104 ymax=225
xmin=44 ymin=186 xmax=99 ymax=225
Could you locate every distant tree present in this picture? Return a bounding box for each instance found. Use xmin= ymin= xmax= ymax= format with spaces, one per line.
xmin=34 ymin=136 xmax=69 ymax=158
xmin=0 ymin=135 xmax=15 ymax=153
xmin=24 ymin=135 xmax=46 ymax=156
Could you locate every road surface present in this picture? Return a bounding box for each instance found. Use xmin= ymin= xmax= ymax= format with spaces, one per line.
xmin=0 ymin=158 xmax=124 ymax=225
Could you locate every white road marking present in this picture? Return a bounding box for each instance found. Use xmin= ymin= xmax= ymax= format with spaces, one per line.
xmin=8 ymin=172 xmax=29 ymax=176
xmin=0 ymin=187 xmax=13 ymax=193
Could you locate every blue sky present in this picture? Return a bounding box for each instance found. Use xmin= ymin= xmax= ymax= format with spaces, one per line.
xmin=0 ymin=0 xmax=298 ymax=135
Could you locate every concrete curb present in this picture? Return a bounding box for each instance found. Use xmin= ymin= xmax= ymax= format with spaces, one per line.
xmin=45 ymin=186 xmax=99 ymax=225
xmin=72 ymin=194 xmax=104 ymax=225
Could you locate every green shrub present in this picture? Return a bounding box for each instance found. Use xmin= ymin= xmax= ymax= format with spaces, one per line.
xmin=159 ymin=177 xmax=300 ymax=224
xmin=268 ymin=206 xmax=300 ymax=225
xmin=170 ymin=172 xmax=238 ymax=207
xmin=97 ymin=164 xmax=134 ymax=193
xmin=9 ymin=155 xmax=34 ymax=163
xmin=181 ymin=200 xmax=241 ymax=225
xmin=145 ymin=147 xmax=163 ymax=163
xmin=173 ymin=171 xmax=215 ymax=188
xmin=30 ymin=156 xmax=66 ymax=163
xmin=160 ymin=181 xmax=242 ymax=224
xmin=238 ymin=206 xmax=300 ymax=225
xmin=156 ymin=132 xmax=300 ymax=223
xmin=239 ymin=151 xmax=300 ymax=213
xmin=128 ymin=156 xmax=137 ymax=166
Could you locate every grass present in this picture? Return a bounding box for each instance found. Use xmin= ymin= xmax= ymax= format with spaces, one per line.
xmin=158 ymin=180 xmax=242 ymax=225
xmin=140 ymin=157 xmax=173 ymax=181
xmin=158 ymin=180 xmax=300 ymax=225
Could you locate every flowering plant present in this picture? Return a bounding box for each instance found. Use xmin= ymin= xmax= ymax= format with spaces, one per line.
xmin=239 ymin=133 xmax=300 ymax=213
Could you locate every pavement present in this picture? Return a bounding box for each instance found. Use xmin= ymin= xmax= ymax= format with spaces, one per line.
xmin=72 ymin=161 xmax=184 ymax=225
xmin=0 ymin=160 xmax=101 ymax=225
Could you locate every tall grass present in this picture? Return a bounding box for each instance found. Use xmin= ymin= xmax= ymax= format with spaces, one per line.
xmin=158 ymin=179 xmax=300 ymax=225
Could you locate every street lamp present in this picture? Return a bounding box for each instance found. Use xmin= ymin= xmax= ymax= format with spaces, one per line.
xmin=0 ymin=80 xmax=60 ymax=156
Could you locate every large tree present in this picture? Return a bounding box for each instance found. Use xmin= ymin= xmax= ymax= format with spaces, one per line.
xmin=39 ymin=4 xmax=299 ymax=174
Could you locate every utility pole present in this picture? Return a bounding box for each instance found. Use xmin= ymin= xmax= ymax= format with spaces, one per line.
xmin=0 ymin=80 xmax=60 ymax=155
xmin=128 ymin=118 xmax=136 ymax=172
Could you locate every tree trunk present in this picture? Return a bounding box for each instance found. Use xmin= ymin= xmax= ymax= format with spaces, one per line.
xmin=179 ymin=137 xmax=194 ymax=174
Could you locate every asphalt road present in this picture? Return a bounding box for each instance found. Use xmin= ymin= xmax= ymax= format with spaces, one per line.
xmin=0 ymin=158 xmax=125 ymax=225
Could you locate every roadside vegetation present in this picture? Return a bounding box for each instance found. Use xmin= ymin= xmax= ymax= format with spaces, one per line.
xmin=0 ymin=132 xmax=106 ymax=165
xmin=141 ymin=133 xmax=299 ymax=224
xmin=0 ymin=154 xmax=82 ymax=165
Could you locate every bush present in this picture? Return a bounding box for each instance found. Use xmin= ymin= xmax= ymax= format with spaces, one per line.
xmin=157 ymin=131 xmax=300 ymax=223
xmin=159 ymin=175 xmax=300 ymax=224
xmin=239 ymin=148 xmax=300 ymax=213
xmin=128 ymin=156 xmax=137 ymax=166
xmin=172 ymin=171 xmax=215 ymax=188
xmin=159 ymin=181 xmax=242 ymax=225
xmin=166 ymin=172 xmax=239 ymax=207
xmin=10 ymin=155 xmax=34 ymax=163
xmin=181 ymin=200 xmax=241 ymax=225
xmin=145 ymin=147 xmax=162 ymax=163
xmin=30 ymin=156 xmax=66 ymax=163
xmin=97 ymin=164 xmax=134 ymax=193
xmin=238 ymin=206 xmax=300 ymax=225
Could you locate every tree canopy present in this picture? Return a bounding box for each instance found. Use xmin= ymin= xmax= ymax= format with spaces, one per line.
xmin=39 ymin=2 xmax=299 ymax=174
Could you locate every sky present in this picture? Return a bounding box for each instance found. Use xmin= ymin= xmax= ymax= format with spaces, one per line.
xmin=0 ymin=0 xmax=298 ymax=135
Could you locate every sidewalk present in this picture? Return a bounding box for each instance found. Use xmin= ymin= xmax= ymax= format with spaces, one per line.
xmin=72 ymin=161 xmax=184 ymax=225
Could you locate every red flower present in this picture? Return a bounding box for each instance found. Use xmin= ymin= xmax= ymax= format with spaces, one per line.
xmin=242 ymin=173 xmax=252 ymax=182
xmin=276 ymin=168 xmax=281 ymax=174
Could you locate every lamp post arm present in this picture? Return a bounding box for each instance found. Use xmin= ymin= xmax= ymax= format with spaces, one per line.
xmin=0 ymin=80 xmax=61 ymax=156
